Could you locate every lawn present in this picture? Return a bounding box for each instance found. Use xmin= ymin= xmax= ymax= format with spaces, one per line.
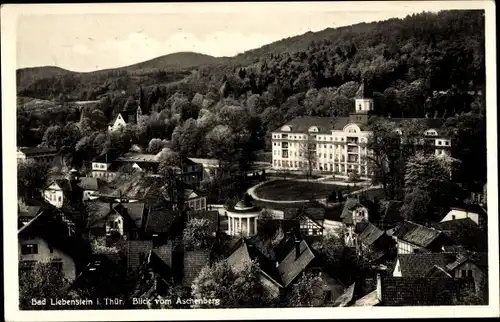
xmin=253 ymin=180 xmax=362 ymax=201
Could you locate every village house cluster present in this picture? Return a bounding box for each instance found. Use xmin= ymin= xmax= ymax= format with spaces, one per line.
xmin=17 ymin=82 xmax=488 ymax=308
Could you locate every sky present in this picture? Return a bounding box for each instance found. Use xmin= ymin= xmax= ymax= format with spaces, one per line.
xmin=14 ymin=2 xmax=470 ymax=72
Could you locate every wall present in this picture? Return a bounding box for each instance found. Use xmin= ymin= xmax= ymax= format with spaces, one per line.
xmin=323 ymin=220 xmax=344 ymax=237
xmin=396 ymin=240 xmax=428 ymax=254
xmin=43 ymin=183 xmax=64 ymax=208
xmin=19 ymin=236 xmax=76 ymax=281
xmin=441 ymin=210 xmax=480 ymax=226
xmin=454 ymin=262 xmax=485 ymax=295
xmin=392 ymin=259 xmax=402 ymax=277
xmin=109 ymin=114 xmax=127 ymax=132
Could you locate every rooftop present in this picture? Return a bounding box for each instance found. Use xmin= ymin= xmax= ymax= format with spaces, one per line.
xmin=392 ymin=221 xmax=443 ymax=248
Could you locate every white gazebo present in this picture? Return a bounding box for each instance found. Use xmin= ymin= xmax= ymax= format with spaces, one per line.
xmin=225 ymin=196 xmax=261 ymax=237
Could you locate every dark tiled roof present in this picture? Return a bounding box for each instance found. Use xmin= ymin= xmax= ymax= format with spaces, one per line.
xmin=152 ymin=241 xmax=174 ymax=268
xmin=284 ymin=207 xmax=325 ymax=222
xmin=182 ymin=250 xmax=210 ymax=287
xmin=393 ymin=221 xmax=443 ymax=248
xmin=92 ymin=149 xmax=121 ymax=163
xmin=380 ymin=276 xmax=473 ymax=306
xmin=425 ymin=265 xmax=453 ymax=278
xmin=356 ymin=222 xmax=385 ymax=246
xmin=19 ymin=146 xmax=58 ymax=156
xmin=115 ymin=203 xmax=145 ymax=229
xmin=144 ymin=209 xmax=182 ymax=234
xmin=277 ymin=240 xmax=315 ymax=287
xmin=431 ymin=218 xmax=488 ymax=251
xmin=446 ymin=251 xmax=488 ymax=271
xmin=397 ymin=253 xmax=458 ymax=277
xmin=99 ymin=174 xmax=165 ymax=201
xmin=77 ymin=177 xmax=104 ymax=191
xmin=126 ymin=240 xmax=153 ymax=273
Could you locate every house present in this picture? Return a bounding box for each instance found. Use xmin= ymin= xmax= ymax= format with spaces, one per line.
xmin=354 ymin=221 xmax=394 ymax=261
xmin=187 ymin=157 xmax=219 ymax=181
xmin=374 ymin=274 xmax=475 ymax=306
xmin=392 ymin=221 xmax=452 ymax=254
xmin=90 ymin=150 xmax=122 ymax=180
xmin=17 ymin=146 xmax=59 ymax=165
xmin=176 ymin=158 xmax=204 ymax=188
xmin=96 ymin=173 xmax=166 ymax=205
xmin=393 ymin=252 xmax=458 ymax=278
xmin=469 ymin=183 xmax=487 ymax=207
xmin=440 ymin=204 xmax=487 ymax=229
xmin=143 ymin=209 xmax=184 ymax=246
xmin=41 ymin=176 xmax=84 ymax=208
xmin=18 ymin=199 xmax=46 ymax=226
xmin=341 ymin=197 xmax=377 ymax=247
xmin=430 ymin=218 xmax=488 ymax=252
xmin=271 ymin=82 xmax=452 ymax=179
xmin=18 ymin=207 xmax=91 ymax=282
xmin=108 ymin=104 xmax=147 ymax=132
xmin=86 ymin=202 xmax=147 ymax=243
xmin=183 ymin=189 xmax=208 ymax=211
xmin=283 ymin=206 xmax=325 ymax=236
xmin=77 ymin=176 xmax=107 ymax=201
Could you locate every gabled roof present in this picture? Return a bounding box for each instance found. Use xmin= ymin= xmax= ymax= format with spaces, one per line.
xmin=187 ymin=157 xmax=218 ymax=167
xmin=92 ymin=149 xmax=122 ymax=163
xmin=446 ymin=251 xmax=488 ymax=271
xmin=392 ymin=221 xmax=443 ymax=248
xmin=144 ymin=209 xmax=183 ymax=234
xmin=341 ymin=198 xmax=374 ymax=221
xmin=356 ymin=222 xmax=385 ymax=247
xmin=449 ymin=204 xmax=487 ymax=217
xmin=397 ymin=253 xmax=458 ymax=277
xmin=425 ymin=265 xmax=453 ymax=278
xmin=116 ymin=153 xmax=159 ymax=163
xmin=115 ymin=110 xmax=138 ymax=125
xmin=352 ymin=290 xmax=380 ymax=307
xmin=98 ymin=174 xmax=165 ymax=201
xmin=277 ymin=240 xmax=315 ymax=287
xmin=152 ymin=241 xmax=174 ymax=268
xmin=182 ymin=250 xmax=210 ymax=287
xmin=430 ymin=218 xmax=487 ymax=252
xmin=114 ymin=203 xmax=146 ymax=229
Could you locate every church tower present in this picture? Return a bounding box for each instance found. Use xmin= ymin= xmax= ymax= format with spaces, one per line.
xmin=349 ymin=79 xmax=374 ymax=124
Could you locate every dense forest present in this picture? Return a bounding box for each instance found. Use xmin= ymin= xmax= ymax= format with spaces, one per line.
xmin=16 ymin=10 xmax=487 ymax=191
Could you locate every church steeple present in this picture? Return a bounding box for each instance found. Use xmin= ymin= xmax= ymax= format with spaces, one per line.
xmin=350 ymin=78 xmax=374 ymax=124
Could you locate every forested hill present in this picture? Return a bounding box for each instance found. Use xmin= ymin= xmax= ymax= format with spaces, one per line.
xmin=17 ymin=10 xmax=486 ymax=163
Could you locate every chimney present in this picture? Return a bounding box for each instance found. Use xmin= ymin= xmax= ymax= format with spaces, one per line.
xmin=376 ymin=273 xmax=382 ymax=302
xmin=295 ymin=238 xmax=301 ymax=260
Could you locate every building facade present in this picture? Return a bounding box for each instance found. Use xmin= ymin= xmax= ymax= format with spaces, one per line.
xmin=271 ymin=84 xmax=451 ymax=179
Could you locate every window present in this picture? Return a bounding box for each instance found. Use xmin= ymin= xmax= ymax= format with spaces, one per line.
xmin=467 ymin=270 xmax=473 ymax=277
xmin=48 ymin=245 xmax=54 ymax=253
xmin=58 ymin=196 xmax=62 ymax=202
xmin=461 ymin=270 xmax=467 ymax=278
xmin=451 ymin=215 xmax=456 ymax=220
xmin=21 ymin=244 xmax=38 ymax=255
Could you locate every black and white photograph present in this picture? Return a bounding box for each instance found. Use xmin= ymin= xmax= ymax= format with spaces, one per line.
xmin=2 ymin=1 xmax=499 ymax=320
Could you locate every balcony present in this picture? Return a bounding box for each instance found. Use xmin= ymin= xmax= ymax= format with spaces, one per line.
xmin=347 ymin=146 xmax=359 ymax=154
xmin=346 ymin=137 xmax=359 ymax=145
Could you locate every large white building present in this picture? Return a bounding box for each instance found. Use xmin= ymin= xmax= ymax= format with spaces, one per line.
xmin=271 ymin=83 xmax=451 ymax=179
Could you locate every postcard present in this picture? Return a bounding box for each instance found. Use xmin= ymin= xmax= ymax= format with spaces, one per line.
xmin=2 ymin=1 xmax=499 ymax=321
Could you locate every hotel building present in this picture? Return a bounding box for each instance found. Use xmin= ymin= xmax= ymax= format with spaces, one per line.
xmin=271 ymin=83 xmax=451 ymax=179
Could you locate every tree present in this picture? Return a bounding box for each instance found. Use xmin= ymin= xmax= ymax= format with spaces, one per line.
xmin=299 ymin=136 xmax=318 ymax=179
xmin=17 ymin=159 xmax=51 ymax=200
xmin=147 ymin=138 xmax=167 ymax=154
xmin=287 ymin=272 xmax=327 ymax=307
xmin=205 ymin=125 xmax=235 ymax=175
xmin=183 ymin=218 xmax=215 ymax=251
xmin=41 ymin=125 xmax=65 ymax=150
xmin=171 ymin=119 xmax=202 ymax=158
xmin=404 ymin=153 xmax=456 ymax=202
xmin=400 ymin=188 xmax=434 ymax=224
xmin=191 ymin=259 xmax=271 ymax=308
xmin=366 ymin=118 xmax=404 ymax=200
xmin=19 ymin=262 xmax=71 ymax=310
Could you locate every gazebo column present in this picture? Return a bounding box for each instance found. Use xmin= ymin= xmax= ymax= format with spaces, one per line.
xmin=254 ymin=217 xmax=258 ymax=235
xmin=247 ymin=217 xmax=250 ymax=236
xmin=228 ymin=215 xmax=231 ymax=235
xmin=239 ymin=217 xmax=242 ymax=236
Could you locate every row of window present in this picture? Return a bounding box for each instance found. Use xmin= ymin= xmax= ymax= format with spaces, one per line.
xmin=186 ymin=198 xmax=206 ymax=211
xmin=436 ymin=140 xmax=451 ymax=146
xmin=273 ymin=160 xmax=366 ymax=173
xmin=47 ymin=193 xmax=62 ymax=203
